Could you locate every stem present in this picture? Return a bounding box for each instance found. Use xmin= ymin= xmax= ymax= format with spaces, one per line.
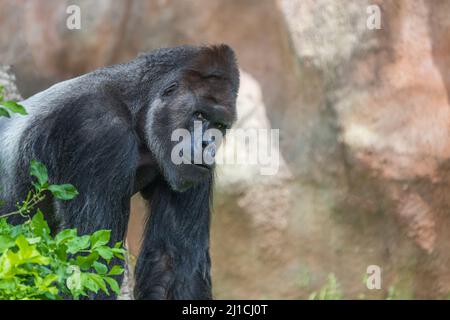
xmin=0 ymin=189 xmax=46 ymax=219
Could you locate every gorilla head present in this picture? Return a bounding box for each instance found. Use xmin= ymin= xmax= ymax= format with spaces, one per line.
xmin=143 ymin=45 xmax=239 ymax=191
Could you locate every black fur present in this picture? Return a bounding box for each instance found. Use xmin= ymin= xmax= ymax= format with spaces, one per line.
xmin=135 ymin=177 xmax=213 ymax=299
xmin=0 ymin=44 xmax=239 ymax=299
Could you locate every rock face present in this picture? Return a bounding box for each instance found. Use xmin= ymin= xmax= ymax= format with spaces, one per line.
xmin=215 ymin=70 xmax=293 ymax=259
xmin=0 ymin=66 xmax=22 ymax=101
xmin=1 ymin=0 xmax=450 ymax=299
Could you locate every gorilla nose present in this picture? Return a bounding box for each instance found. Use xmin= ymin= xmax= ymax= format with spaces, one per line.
xmin=205 ymin=144 xmax=217 ymax=159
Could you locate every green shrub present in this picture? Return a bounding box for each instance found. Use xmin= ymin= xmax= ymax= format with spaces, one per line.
xmin=309 ymin=273 xmax=342 ymax=300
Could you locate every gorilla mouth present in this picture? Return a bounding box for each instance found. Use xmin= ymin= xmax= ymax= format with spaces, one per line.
xmin=177 ymin=149 xmax=213 ymax=171
xmin=193 ymin=163 xmax=211 ymax=170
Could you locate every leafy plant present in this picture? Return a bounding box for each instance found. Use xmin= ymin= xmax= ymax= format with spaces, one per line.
xmin=309 ymin=273 xmax=343 ymax=300
xmin=386 ymin=285 xmax=398 ymax=300
xmin=0 ymin=160 xmax=126 ymax=299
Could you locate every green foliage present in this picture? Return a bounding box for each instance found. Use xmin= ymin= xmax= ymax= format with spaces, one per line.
xmin=309 ymin=273 xmax=343 ymax=300
xmin=2 ymin=160 xmax=78 ymax=220
xmin=386 ymin=286 xmax=397 ymax=300
xmin=0 ymin=159 xmax=125 ymax=300
xmin=0 ymin=212 xmax=126 ymax=299
xmin=29 ymin=159 xmax=79 ymax=201
xmin=296 ymin=266 xmax=312 ymax=289
xmin=0 ymin=85 xmax=27 ymax=118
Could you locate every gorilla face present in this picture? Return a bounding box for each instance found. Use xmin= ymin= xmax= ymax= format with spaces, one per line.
xmin=145 ymin=45 xmax=239 ymax=192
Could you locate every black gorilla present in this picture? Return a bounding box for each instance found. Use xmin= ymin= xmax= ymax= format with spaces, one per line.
xmin=0 ymin=44 xmax=240 ymax=299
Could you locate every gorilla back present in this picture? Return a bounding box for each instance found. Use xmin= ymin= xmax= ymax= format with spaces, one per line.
xmin=0 ymin=44 xmax=240 ymax=299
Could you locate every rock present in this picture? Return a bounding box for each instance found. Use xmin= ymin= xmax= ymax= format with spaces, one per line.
xmin=279 ymin=0 xmax=372 ymax=70
xmin=215 ymin=70 xmax=293 ymax=258
xmin=0 ymin=65 xmax=22 ymax=101
xmin=279 ymin=0 xmax=450 ymax=297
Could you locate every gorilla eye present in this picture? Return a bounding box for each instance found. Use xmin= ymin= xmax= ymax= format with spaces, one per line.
xmin=205 ymin=74 xmax=224 ymax=81
xmin=206 ymin=95 xmax=219 ymax=104
xmin=162 ymin=82 xmax=178 ymax=97
xmin=193 ymin=111 xmax=206 ymax=121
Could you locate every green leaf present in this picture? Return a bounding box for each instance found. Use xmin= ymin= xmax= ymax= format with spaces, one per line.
xmin=89 ymin=273 xmax=108 ymax=294
xmin=104 ymin=277 xmax=120 ymax=295
xmin=0 ymin=235 xmax=15 ymax=252
xmin=112 ymin=247 xmax=126 ymax=254
xmin=90 ymin=230 xmax=110 ymax=249
xmin=14 ymin=235 xmax=50 ymax=265
xmin=36 ymin=274 xmax=58 ymax=294
xmin=55 ymin=244 xmax=68 ymax=262
xmin=55 ymin=229 xmax=77 ymax=245
xmin=0 ymin=278 xmax=17 ymax=291
xmin=30 ymin=210 xmax=50 ymax=238
xmin=1 ymin=100 xmax=27 ymax=115
xmin=30 ymin=160 xmax=48 ymax=188
xmin=81 ymin=273 xmax=99 ymax=294
xmin=15 ymin=235 xmax=33 ymax=257
xmin=92 ymin=261 xmax=108 ymax=275
xmin=108 ymin=265 xmax=124 ymax=276
xmin=75 ymin=252 xmax=99 ymax=271
xmin=66 ymin=235 xmax=90 ymax=254
xmin=111 ymin=247 xmax=126 ymax=260
xmin=66 ymin=265 xmax=82 ymax=292
xmin=26 ymin=236 xmax=41 ymax=244
xmin=95 ymin=246 xmax=114 ymax=261
xmin=0 ymin=218 xmax=12 ymax=234
xmin=0 ymin=107 xmax=10 ymax=118
xmin=48 ymin=184 xmax=79 ymax=200
xmin=112 ymin=252 xmax=125 ymax=260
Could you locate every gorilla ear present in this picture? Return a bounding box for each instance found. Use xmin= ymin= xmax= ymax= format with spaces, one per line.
xmin=185 ymin=44 xmax=240 ymax=91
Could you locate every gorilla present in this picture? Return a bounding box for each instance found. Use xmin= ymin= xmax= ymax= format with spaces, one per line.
xmin=0 ymin=44 xmax=240 ymax=299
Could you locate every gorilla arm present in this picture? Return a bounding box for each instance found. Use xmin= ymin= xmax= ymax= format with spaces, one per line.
xmin=134 ymin=177 xmax=213 ymax=300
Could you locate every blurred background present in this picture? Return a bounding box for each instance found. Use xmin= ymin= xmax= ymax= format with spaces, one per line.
xmin=1 ymin=0 xmax=450 ymax=299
